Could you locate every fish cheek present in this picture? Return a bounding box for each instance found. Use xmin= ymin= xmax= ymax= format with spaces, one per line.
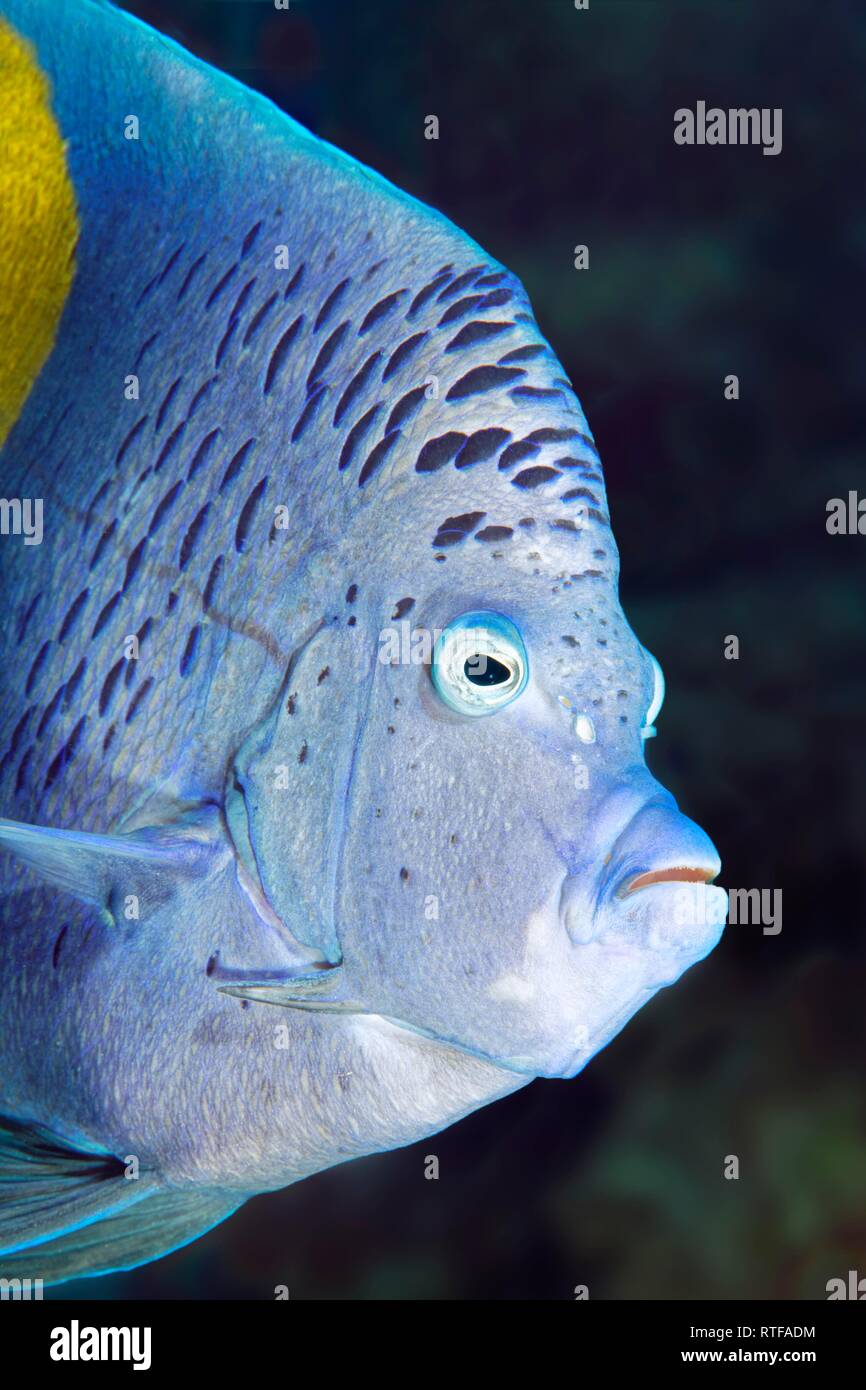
xmin=336 ymin=690 xmax=570 ymax=1057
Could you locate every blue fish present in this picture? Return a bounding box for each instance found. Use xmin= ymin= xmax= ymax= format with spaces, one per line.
xmin=0 ymin=0 xmax=726 ymax=1284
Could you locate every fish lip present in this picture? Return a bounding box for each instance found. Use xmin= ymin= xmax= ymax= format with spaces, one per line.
xmin=616 ymin=865 xmax=718 ymax=899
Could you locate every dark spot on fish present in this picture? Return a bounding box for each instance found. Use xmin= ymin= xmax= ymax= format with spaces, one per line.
xmin=359 ymin=289 xmax=408 ymax=335
xmin=416 ymin=431 xmax=467 ymax=473
xmin=264 ymin=314 xmax=304 ymax=396
xmin=307 ymin=321 xmax=349 ymax=391
xmin=340 ymin=403 xmax=383 ymax=470
xmin=286 ymin=694 xmax=296 ymax=715
xmin=57 ymin=589 xmax=89 ymax=643
xmin=317 ymin=667 xmax=330 ymax=685
xmin=358 ymin=429 xmax=400 ymax=487
xmin=229 ymin=279 xmax=257 ymax=328
xmin=438 ymin=294 xmax=486 ymax=327
xmin=235 ymin=477 xmax=268 ymax=552
xmin=399 ymin=867 xmax=410 ymax=881
xmin=177 ymin=252 xmax=208 ymax=303
xmin=383 ymin=332 xmax=428 ymax=381
xmin=155 ymin=377 xmax=182 ymax=433
xmin=315 ymin=278 xmax=351 ymax=332
xmin=387 ymin=725 xmax=395 ymax=735
xmin=37 ymin=685 xmax=64 ymax=739
xmin=407 ymin=272 xmax=453 ymax=320
xmin=148 ymin=481 xmax=184 ymax=538
xmin=241 ymin=220 xmax=263 ymax=258
xmin=179 ymin=503 xmax=210 ymax=570
xmin=474 ymin=272 xmax=507 ymax=288
xmin=598 ymin=639 xmax=608 ymax=647
xmin=52 ymin=925 xmax=68 ymax=969
xmin=122 ymin=537 xmax=148 ymax=591
xmin=385 ymin=384 xmax=427 ymax=434
xmin=298 ymin=741 xmax=308 ymax=764
xmin=562 ymin=635 xmax=579 ymax=648
xmin=475 ymin=525 xmax=513 ymax=542
xmin=180 ymin=624 xmax=201 ymax=678
xmin=14 ymin=745 xmax=33 ymax=794
xmin=126 ymin=676 xmax=154 ymax=723
xmin=282 ymin=262 xmax=306 ymax=300
xmin=512 ymin=466 xmax=563 ymax=490
xmin=561 ymin=487 xmax=599 ymax=504
xmin=498 ymin=344 xmax=545 ymax=363
xmin=206 ymin=262 xmax=239 ymax=309
xmin=44 ymin=716 xmax=85 ymax=791
xmin=215 ymin=317 xmax=239 ymax=368
xmin=167 ymin=590 xmax=179 ymax=612
xmin=445 ymin=320 xmax=513 ymax=352
xmin=477 ymin=288 xmax=512 ymax=310
xmin=499 ymin=440 xmax=542 ymax=470
xmin=17 ymin=591 xmax=43 ymax=646
xmin=135 ymin=243 xmax=184 ymax=305
xmin=99 ymin=659 xmax=125 ymax=716
xmin=102 ymin=723 xmax=116 ymax=753
xmin=3 ymin=709 xmax=33 ymax=771
xmin=509 ymin=385 xmax=563 ymax=402
xmin=243 ymin=293 xmax=279 ymax=347
xmin=454 ymin=427 xmax=511 ymax=469
xmin=437 ymin=266 xmax=485 ymax=301
xmin=434 ymin=554 xmax=447 ymax=563
xmin=154 ymin=420 xmax=186 ymax=474
xmin=220 ymin=438 xmax=256 ymax=493
xmin=115 ymin=416 xmax=148 ymax=468
xmin=391 ymin=597 xmax=415 ymax=620
xmin=206 ymin=953 xmax=218 ymax=977
xmin=346 ymin=584 xmax=358 ymax=604
xmin=552 ymin=519 xmax=580 ymax=532
xmin=91 ymin=592 xmax=122 ymax=640
xmin=446 ymin=366 xmax=524 ymax=401
xmin=293 ymin=382 xmax=329 ymax=441
xmin=133 ymin=333 xmax=160 ymax=371
xmin=347 ymin=615 xmax=357 ymax=626
xmin=187 ymin=428 xmax=221 ymax=482
xmin=203 ymin=555 xmax=224 ymax=610
xmin=334 ymin=352 xmax=382 ymax=426
xmin=433 ymin=511 xmax=486 ymax=547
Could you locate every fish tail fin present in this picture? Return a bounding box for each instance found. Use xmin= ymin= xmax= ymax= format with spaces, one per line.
xmin=0 ymin=1113 xmax=243 ymax=1285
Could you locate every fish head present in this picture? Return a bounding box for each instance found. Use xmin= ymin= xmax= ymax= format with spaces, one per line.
xmin=328 ymin=428 xmax=726 ymax=1080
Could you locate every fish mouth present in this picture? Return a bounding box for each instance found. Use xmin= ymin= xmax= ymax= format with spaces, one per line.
xmin=617 ymin=865 xmax=718 ymax=897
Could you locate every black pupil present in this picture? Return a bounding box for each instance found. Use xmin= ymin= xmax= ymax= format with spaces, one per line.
xmin=464 ymin=655 xmax=511 ymax=687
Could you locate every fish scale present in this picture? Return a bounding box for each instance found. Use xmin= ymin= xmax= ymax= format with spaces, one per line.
xmin=0 ymin=0 xmax=724 ymax=1286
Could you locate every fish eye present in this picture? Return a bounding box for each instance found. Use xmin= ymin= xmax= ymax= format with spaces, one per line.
xmin=641 ymin=653 xmax=665 ymax=740
xmin=432 ymin=611 xmax=528 ymax=717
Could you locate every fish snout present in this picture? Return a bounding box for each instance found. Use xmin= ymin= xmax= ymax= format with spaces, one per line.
xmin=561 ymin=797 xmax=726 ymax=963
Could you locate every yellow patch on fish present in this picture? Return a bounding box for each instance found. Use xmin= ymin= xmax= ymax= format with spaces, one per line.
xmin=0 ymin=20 xmax=77 ymax=447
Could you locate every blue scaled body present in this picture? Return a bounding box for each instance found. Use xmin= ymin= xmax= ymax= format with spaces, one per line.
xmin=0 ymin=0 xmax=726 ymax=1283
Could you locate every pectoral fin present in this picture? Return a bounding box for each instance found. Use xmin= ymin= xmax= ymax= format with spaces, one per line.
xmin=0 ymin=807 xmax=221 ymax=925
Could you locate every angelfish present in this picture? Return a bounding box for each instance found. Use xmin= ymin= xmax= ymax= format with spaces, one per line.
xmin=0 ymin=0 xmax=726 ymax=1284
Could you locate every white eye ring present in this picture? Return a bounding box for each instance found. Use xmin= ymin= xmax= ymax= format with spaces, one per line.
xmin=432 ymin=611 xmax=528 ymax=717
xmin=641 ymin=653 xmax=665 ymax=740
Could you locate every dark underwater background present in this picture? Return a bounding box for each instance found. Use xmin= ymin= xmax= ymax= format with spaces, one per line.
xmin=54 ymin=0 xmax=864 ymax=1300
